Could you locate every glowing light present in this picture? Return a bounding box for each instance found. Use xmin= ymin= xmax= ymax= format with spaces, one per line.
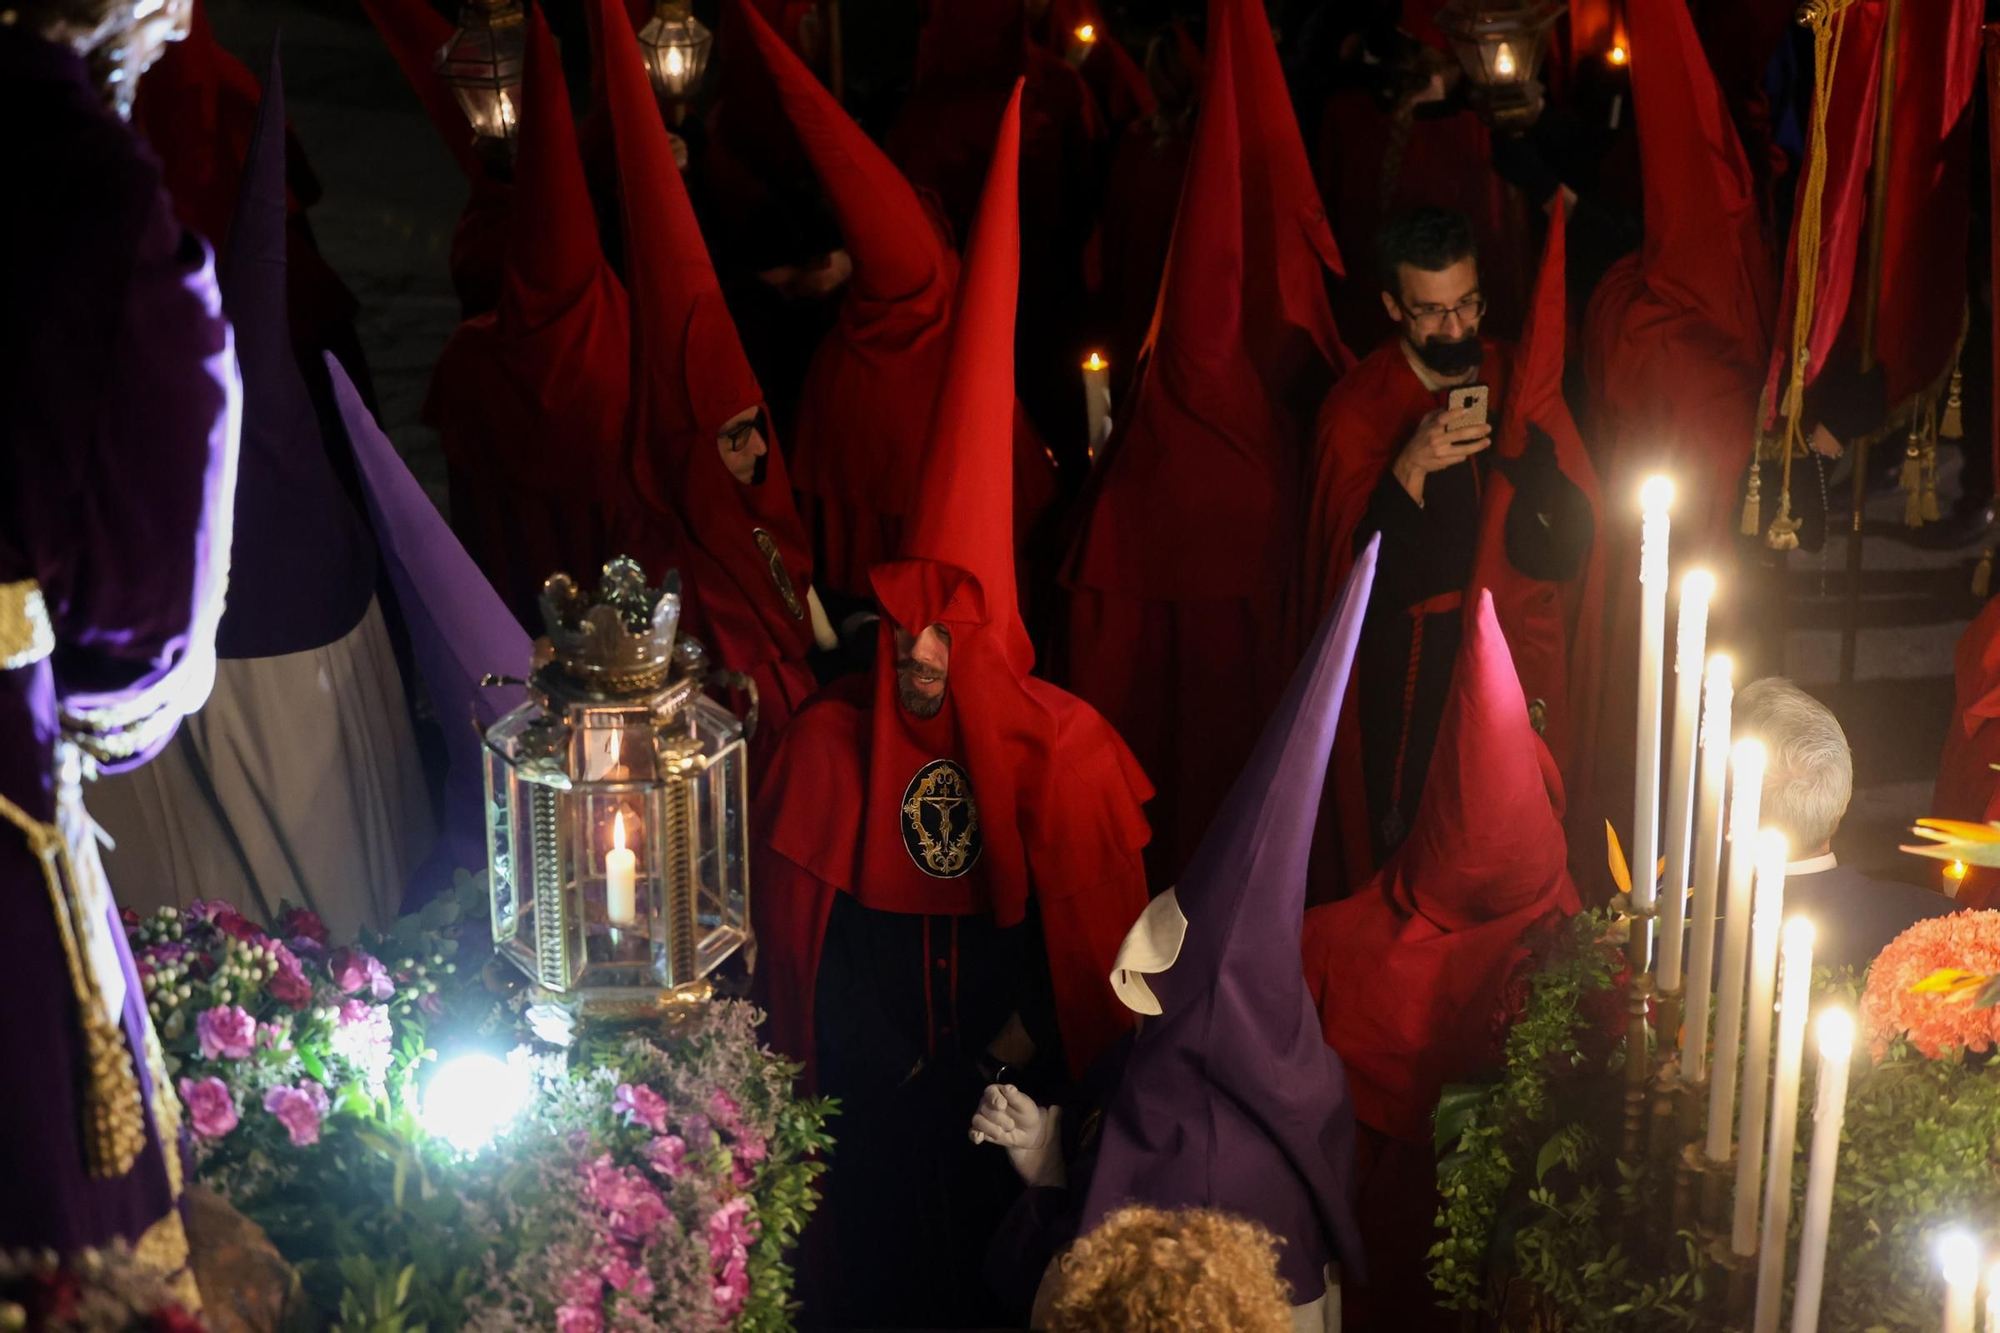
xmin=665 ymin=45 xmax=685 ymax=78
xmin=1938 ymin=1231 xmax=1982 ymax=1288
xmin=1083 ymin=351 xmax=1107 ymax=372
xmin=1075 ymin=22 xmax=1095 ymax=41
xmin=1706 ymin=653 xmax=1733 ymax=685
xmin=1639 ymin=474 xmax=1675 ymax=514
xmin=1681 ymin=568 xmax=1715 ymax=604
xmin=614 ymin=810 xmax=628 ymax=854
xmin=1947 ymin=859 xmax=1969 ymax=891
xmin=1815 ymin=1007 xmax=1854 ymax=1060
xmin=1608 ymin=43 xmax=1628 ymax=66
xmin=1781 ymin=915 xmax=1817 ymax=962
xmin=422 ymin=1053 xmax=532 ymax=1153
xmin=1756 ymin=828 xmax=1790 ymax=882
xmin=1493 ymin=41 xmax=1517 ymax=78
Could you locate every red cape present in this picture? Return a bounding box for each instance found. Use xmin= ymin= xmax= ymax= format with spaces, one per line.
xmin=1933 ymin=595 xmax=2000 ymax=909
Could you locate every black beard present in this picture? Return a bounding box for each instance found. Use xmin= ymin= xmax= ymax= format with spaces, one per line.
xmin=896 ymin=662 xmax=946 ymax=719
xmin=1413 ymin=333 xmax=1483 ymax=376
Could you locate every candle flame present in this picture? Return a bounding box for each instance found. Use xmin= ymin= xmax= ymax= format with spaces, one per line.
xmin=613 ymin=811 xmax=627 ymax=854
xmin=1754 ymin=827 xmax=1789 ymax=879
xmin=1781 ymin=914 xmax=1816 ymax=956
xmin=1076 ymin=22 xmax=1095 ymax=41
xmin=1083 ymin=351 xmax=1107 ymax=371
xmin=1947 ymin=859 xmax=1969 ymax=887
xmin=1639 ymin=474 xmax=1674 ymax=513
xmin=1608 ymin=43 xmax=1628 ymax=66
xmin=609 ymin=731 xmax=622 ymax=766
xmin=1681 ymin=568 xmax=1715 ymax=602
xmin=665 ymin=45 xmax=685 ymax=77
xmin=1705 ymin=652 xmax=1733 ymax=683
xmin=1938 ymin=1231 xmax=1981 ymax=1286
xmin=1493 ymin=41 xmax=1516 ymax=77
xmin=1814 ymin=1007 xmax=1854 ymax=1059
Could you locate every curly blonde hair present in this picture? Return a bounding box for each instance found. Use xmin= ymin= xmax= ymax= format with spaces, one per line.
xmin=1047 ymin=1205 xmax=1294 ymax=1333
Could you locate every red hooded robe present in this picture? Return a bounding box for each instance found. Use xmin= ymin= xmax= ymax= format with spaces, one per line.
xmin=753 ymin=84 xmax=1153 ymax=1094
xmin=1932 ymin=594 xmax=2000 ymax=909
xmin=735 ymin=0 xmax=1057 ymax=602
xmin=424 ymin=7 xmax=630 ymax=628
xmin=1063 ymin=0 xmax=1348 ymax=888
xmin=1303 ymin=590 xmax=1581 ymax=1328
xmin=594 ymin=0 xmax=822 ymax=741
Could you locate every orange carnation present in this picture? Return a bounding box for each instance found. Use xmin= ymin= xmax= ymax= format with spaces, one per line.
xmin=1860 ymin=910 xmax=2000 ymax=1060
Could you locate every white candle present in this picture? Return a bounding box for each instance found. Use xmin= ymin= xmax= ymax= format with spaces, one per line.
xmin=1632 ymin=477 xmax=1673 ymax=923
xmin=606 ymin=811 xmax=639 ymax=928
xmin=1752 ymin=917 xmax=1815 ymax=1333
xmin=1068 ymin=22 xmax=1097 ymax=67
xmin=1082 ymin=352 xmax=1112 ymax=457
xmin=1938 ymin=1232 xmax=1980 ymax=1333
xmin=1658 ymin=569 xmax=1713 ymax=994
xmin=1681 ymin=655 xmax=1734 ymax=1080
xmin=1982 ymin=1262 xmax=2000 ymax=1333
xmin=1732 ymin=828 xmax=1789 ymax=1254
xmin=1706 ymin=739 xmax=1766 ymax=1163
xmin=1789 ymin=1008 xmax=1854 ymax=1333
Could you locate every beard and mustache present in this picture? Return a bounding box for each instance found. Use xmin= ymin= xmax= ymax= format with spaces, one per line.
xmin=896 ymin=657 xmax=947 ymax=719
xmin=1411 ymin=331 xmax=1483 ymax=377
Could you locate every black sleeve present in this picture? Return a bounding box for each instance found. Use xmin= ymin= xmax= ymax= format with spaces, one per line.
xmin=1357 ymin=462 xmax=1431 ymax=557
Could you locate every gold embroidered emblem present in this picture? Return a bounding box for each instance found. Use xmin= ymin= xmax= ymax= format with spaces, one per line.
xmin=0 ymin=578 xmax=54 ymax=670
xmin=753 ymin=529 xmax=807 ymax=621
xmin=900 ymin=759 xmax=981 ymax=879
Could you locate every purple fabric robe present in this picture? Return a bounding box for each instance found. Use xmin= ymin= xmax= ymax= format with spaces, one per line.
xmin=1079 ymin=539 xmax=1377 ymax=1305
xmin=0 ymin=27 xmax=239 ymax=1251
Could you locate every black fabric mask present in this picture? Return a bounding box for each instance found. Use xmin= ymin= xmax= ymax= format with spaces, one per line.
xmin=1413 ymin=333 xmax=1484 ymax=377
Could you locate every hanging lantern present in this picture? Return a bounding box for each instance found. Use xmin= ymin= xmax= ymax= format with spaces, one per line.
xmin=484 ymin=558 xmax=754 ymax=1026
xmin=1435 ymin=0 xmax=1563 ymax=131
xmin=435 ymin=0 xmax=526 ymax=141
xmin=639 ymin=0 xmax=714 ymax=103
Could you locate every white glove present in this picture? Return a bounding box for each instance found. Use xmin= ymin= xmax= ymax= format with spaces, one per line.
xmin=969 ymin=1084 xmax=1064 ymax=1188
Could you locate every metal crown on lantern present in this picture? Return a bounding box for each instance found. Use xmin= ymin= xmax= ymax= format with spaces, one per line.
xmin=638 ymin=0 xmax=713 ymax=102
xmin=482 ymin=558 xmax=754 ymax=1030
xmin=435 ymin=0 xmax=527 ymax=140
xmin=1435 ymin=0 xmax=1563 ymax=130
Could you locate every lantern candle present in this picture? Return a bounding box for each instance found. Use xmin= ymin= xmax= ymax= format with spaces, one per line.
xmin=1658 ymin=569 xmax=1713 ymax=996
xmin=1631 ymin=477 xmax=1673 ymax=927
xmin=1752 ymin=917 xmax=1815 ymax=1333
xmin=1680 ymin=654 xmax=1733 ymax=1081
xmin=1082 ymin=352 xmax=1112 ymax=456
xmin=1945 ymin=859 xmax=1969 ymax=898
xmin=1938 ymin=1232 xmax=1981 ymax=1333
xmin=1706 ymin=740 xmax=1765 ymax=1161
xmin=1789 ymin=1008 xmax=1853 ymax=1333
xmin=1494 ymin=41 xmax=1516 ymax=76
xmin=1731 ymin=828 xmax=1788 ymax=1254
xmin=607 ymin=811 xmax=639 ymax=928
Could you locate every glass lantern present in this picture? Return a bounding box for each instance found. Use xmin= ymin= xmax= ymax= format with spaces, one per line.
xmin=435 ymin=0 xmax=526 ymax=141
xmin=484 ymin=558 xmax=752 ymax=1025
xmin=638 ymin=0 xmax=713 ymax=103
xmin=1435 ymin=0 xmax=1563 ymax=131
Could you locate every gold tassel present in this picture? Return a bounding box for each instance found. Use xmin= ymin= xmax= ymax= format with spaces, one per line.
xmin=1767 ymin=490 xmax=1801 ymax=550
xmin=1741 ymin=456 xmax=1763 ymax=536
xmin=1943 ymin=362 xmax=1965 ymax=440
xmin=1902 ymin=425 xmax=1926 ymax=528
xmin=1975 ymin=548 xmax=1993 ymax=598
xmin=1922 ymin=409 xmax=1943 ymax=522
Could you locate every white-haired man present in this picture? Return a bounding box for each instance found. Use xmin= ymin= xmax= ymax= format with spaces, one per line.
xmin=1737 ymin=678 xmax=1952 ymax=969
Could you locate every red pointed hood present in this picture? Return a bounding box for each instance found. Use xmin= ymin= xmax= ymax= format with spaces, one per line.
xmin=1498 ymin=195 xmax=1568 ymax=447
xmin=596 ymin=0 xmax=818 ymax=673
xmin=1628 ymin=0 xmax=1772 ymax=347
xmin=360 ymin=0 xmax=480 ymax=177
xmin=131 ymin=0 xmax=263 ymax=249
xmin=737 ymin=0 xmax=952 ymax=311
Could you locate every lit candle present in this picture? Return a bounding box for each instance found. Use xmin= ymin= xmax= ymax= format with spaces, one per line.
xmin=1632 ymin=477 xmax=1673 ymax=927
xmin=606 ymin=811 xmax=639 ymax=928
xmin=1789 ymin=1008 xmax=1854 ymax=1333
xmin=1945 ymin=859 xmax=1969 ymax=898
xmin=1732 ymin=828 xmax=1789 ymax=1255
xmin=1658 ymin=569 xmax=1714 ymax=996
xmin=1938 ymin=1232 xmax=1981 ymax=1333
xmin=1706 ymin=740 xmax=1765 ymax=1163
xmin=1082 ymin=351 xmax=1112 ymax=456
xmin=1608 ymin=42 xmax=1628 ymax=66
xmin=1494 ymin=41 xmax=1517 ymax=78
xmin=1680 ymin=654 xmax=1733 ymax=1081
xmin=1752 ymin=917 xmax=1815 ymax=1333
xmin=1068 ymin=22 xmax=1097 ymax=67
xmin=1983 ymin=1262 xmax=2000 ymax=1333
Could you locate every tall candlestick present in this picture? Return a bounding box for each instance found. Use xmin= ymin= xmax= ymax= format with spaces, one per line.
xmin=1790 ymin=1008 xmax=1854 ymax=1333
xmin=1938 ymin=1232 xmax=1981 ymax=1333
xmin=1632 ymin=477 xmax=1673 ymax=923
xmin=1659 ymin=569 xmax=1714 ymax=994
xmin=1706 ymin=740 xmax=1766 ymax=1163
xmin=1681 ymin=655 xmax=1734 ymax=1080
xmin=1753 ymin=917 xmax=1815 ymax=1333
xmin=606 ymin=811 xmax=638 ymax=928
xmin=1082 ymin=352 xmax=1112 ymax=457
xmin=1732 ymin=828 xmax=1789 ymax=1254
xmin=1982 ymin=1263 xmax=2000 ymax=1333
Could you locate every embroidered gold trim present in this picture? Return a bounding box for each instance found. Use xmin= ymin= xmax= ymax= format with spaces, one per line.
xmin=752 ymin=529 xmax=807 ymax=621
xmin=134 ymin=1211 xmax=201 ymax=1312
xmin=0 ymin=790 xmax=146 ymax=1178
xmin=0 ymin=579 xmax=54 ymax=670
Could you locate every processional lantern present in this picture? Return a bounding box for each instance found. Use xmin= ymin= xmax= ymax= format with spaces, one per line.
xmin=1435 ymin=0 xmax=1563 ymax=131
xmin=436 ymin=0 xmax=527 ymax=140
xmin=638 ymin=0 xmax=714 ymax=103
xmin=483 ymin=558 xmax=753 ymax=1024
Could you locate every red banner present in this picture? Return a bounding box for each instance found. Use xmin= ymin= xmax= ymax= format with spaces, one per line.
xmin=1987 ymin=24 xmax=2000 ymax=489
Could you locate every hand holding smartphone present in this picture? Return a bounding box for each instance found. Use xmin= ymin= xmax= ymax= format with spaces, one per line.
xmin=1446 ymin=384 xmax=1490 ymax=433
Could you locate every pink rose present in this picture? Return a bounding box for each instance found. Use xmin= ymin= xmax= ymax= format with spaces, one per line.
xmin=554 ymin=1305 xmax=601 ymax=1333
xmin=705 ymin=1194 xmax=758 ymax=1264
xmin=276 ymin=907 xmax=328 ymax=946
xmin=263 ymin=1080 xmax=329 ymax=1147
xmin=644 ymin=1135 xmax=687 ymax=1179
xmin=195 ymin=1005 xmax=257 ymax=1061
xmin=582 ymin=1156 xmax=670 ymax=1243
xmin=210 ymin=908 xmax=262 ymax=944
xmin=177 ymin=1076 xmax=238 ymax=1139
xmin=612 ymin=1083 xmax=670 ymax=1133
xmin=599 ymin=1255 xmax=653 ymax=1299
xmin=328 ymin=948 xmax=392 ymax=1000
xmin=266 ymin=941 xmax=313 ymax=1009
xmin=712 ymin=1247 xmax=750 ymax=1318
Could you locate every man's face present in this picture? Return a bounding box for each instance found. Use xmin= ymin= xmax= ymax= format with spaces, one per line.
xmin=717 ymin=407 xmax=769 ymax=486
xmin=893 ymin=622 xmax=952 ymax=719
xmin=753 ymin=249 xmax=853 ymax=301
xmin=1383 ymin=256 xmax=1485 ymax=376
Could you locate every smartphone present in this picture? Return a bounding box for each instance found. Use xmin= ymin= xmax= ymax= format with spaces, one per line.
xmin=1447 ymin=384 xmax=1491 ymax=430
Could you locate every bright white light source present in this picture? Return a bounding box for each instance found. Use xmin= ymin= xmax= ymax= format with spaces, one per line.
xmin=1639 ymin=474 xmax=1675 ymax=514
xmin=423 ymin=1052 xmax=531 ymax=1153
xmin=1938 ymin=1230 xmax=1982 ymax=1287
xmin=1815 ymin=1007 xmax=1854 ymax=1060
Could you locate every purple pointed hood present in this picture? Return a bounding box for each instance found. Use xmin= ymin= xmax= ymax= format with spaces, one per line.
xmin=1081 ymin=536 xmax=1377 ymax=1303
xmin=214 ymin=40 xmax=377 ymax=659
xmin=327 ymin=352 xmax=529 ymax=876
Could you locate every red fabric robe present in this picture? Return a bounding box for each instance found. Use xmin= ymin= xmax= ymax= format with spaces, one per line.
xmin=1933 ymin=594 xmax=2000 ymax=909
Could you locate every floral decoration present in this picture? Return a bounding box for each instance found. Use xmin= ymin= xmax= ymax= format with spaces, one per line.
xmin=1862 ymin=910 xmax=2000 ymax=1059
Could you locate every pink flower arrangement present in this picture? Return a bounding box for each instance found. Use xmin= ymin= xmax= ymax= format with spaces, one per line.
xmin=196 ymin=1005 xmax=257 ymax=1061
xmin=263 ymin=1080 xmax=331 ymax=1147
xmin=177 ymin=1076 xmax=239 ymax=1139
xmin=612 ymin=1083 xmax=670 ymax=1133
xmin=1861 ymin=909 xmax=2000 ymax=1059
xmin=265 ymin=941 xmax=313 ymax=1009
xmin=328 ymin=947 xmax=393 ymax=1000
